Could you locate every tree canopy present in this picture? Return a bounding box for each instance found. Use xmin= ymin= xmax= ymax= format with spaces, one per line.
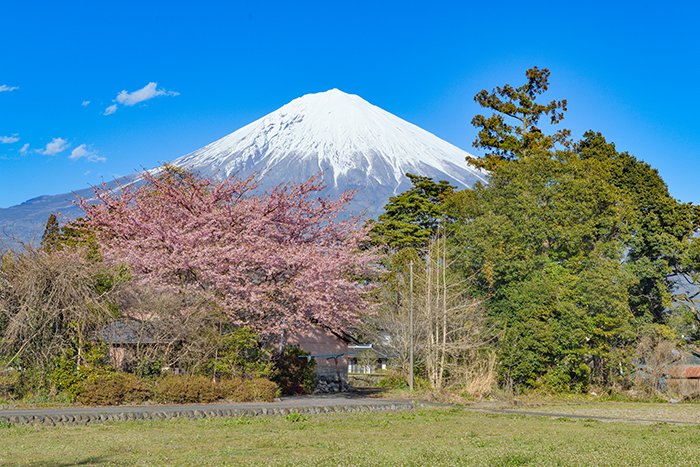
xmin=78 ymin=168 xmax=376 ymax=337
xmin=470 ymin=66 xmax=570 ymax=170
xmin=368 ymin=173 xmax=455 ymax=252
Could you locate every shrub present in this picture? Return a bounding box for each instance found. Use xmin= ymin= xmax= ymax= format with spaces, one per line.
xmin=0 ymin=368 xmax=20 ymax=399
xmin=208 ymin=327 xmax=273 ymax=379
xmin=377 ymin=370 xmax=408 ymax=389
xmin=77 ymin=373 xmax=152 ymax=406
xmin=242 ymin=378 xmax=278 ymax=402
xmin=273 ymin=346 xmax=316 ymax=395
xmin=221 ymin=378 xmax=278 ymax=402
xmin=219 ymin=378 xmax=242 ymax=399
xmin=50 ymin=344 xmax=113 ymax=400
xmin=154 ymin=375 xmax=221 ymax=403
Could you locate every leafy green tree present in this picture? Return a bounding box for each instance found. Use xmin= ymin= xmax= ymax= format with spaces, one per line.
xmin=450 ymin=151 xmax=636 ymax=390
xmin=448 ymin=68 xmax=646 ymax=391
xmin=470 ymin=66 xmax=570 ymax=170
xmin=369 ymin=173 xmax=455 ymax=252
xmin=576 ymin=132 xmax=699 ymax=322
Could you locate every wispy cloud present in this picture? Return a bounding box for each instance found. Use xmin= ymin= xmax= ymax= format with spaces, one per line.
xmin=104 ymin=81 xmax=179 ymax=116
xmin=37 ymin=137 xmax=70 ymax=156
xmin=69 ymin=144 xmax=106 ymax=163
xmin=81 ymin=100 xmax=91 ymax=107
xmin=117 ymin=82 xmax=179 ymax=106
xmin=0 ymin=135 xmax=19 ymax=144
xmin=103 ymin=104 xmax=118 ymax=116
xmin=0 ymin=84 xmax=19 ymax=93
xmin=19 ymin=143 xmax=30 ymax=155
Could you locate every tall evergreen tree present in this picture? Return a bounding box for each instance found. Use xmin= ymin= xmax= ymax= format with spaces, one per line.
xmin=470 ymin=66 xmax=570 ymax=170
xmin=40 ymin=213 xmax=60 ymax=250
xmin=368 ymin=173 xmax=455 ymax=252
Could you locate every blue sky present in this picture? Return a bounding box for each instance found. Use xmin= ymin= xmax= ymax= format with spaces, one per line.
xmin=1 ymin=1 xmax=699 ymax=207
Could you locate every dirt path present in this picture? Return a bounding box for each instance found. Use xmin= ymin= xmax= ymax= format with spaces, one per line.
xmin=469 ymin=402 xmax=700 ymax=425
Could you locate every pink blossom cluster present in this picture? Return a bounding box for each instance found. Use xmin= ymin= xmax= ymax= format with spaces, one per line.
xmin=79 ymin=169 xmax=375 ymax=336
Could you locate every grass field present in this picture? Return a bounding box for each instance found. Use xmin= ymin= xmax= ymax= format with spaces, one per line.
xmin=1 ymin=406 xmax=700 ymax=465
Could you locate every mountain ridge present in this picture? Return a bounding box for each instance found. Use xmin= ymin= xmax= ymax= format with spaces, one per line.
xmin=0 ymin=89 xmax=485 ymax=247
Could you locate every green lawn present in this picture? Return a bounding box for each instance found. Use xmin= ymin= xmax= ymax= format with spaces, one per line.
xmin=1 ymin=407 xmax=699 ymax=465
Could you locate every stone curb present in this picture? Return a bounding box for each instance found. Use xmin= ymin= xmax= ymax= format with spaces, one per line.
xmin=0 ymin=402 xmax=415 ymax=426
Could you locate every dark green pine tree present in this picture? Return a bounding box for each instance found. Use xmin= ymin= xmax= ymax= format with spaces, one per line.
xmin=40 ymin=213 xmax=60 ymax=250
xmin=369 ymin=173 xmax=455 ymax=252
xmin=470 ymin=66 xmax=570 ymax=170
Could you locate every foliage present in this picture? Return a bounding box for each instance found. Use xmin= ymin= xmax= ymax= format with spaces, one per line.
xmin=153 ymin=375 xmax=278 ymax=403
xmin=272 ymin=345 xmax=316 ymax=395
xmin=0 ymin=247 xmax=124 ymax=378
xmin=40 ymin=214 xmax=60 ymax=251
xmin=285 ymin=412 xmax=309 ymax=423
xmin=78 ymin=168 xmax=376 ymax=338
xmin=220 ymin=377 xmax=279 ymax=402
xmin=358 ymin=247 xmax=421 ymax=375
xmin=470 ymin=66 xmax=570 ymax=169
xmin=209 ymin=327 xmax=273 ymax=380
xmin=0 ymin=367 xmax=19 ymax=399
xmin=377 ymin=370 xmax=409 ymax=389
xmin=154 ymin=375 xmax=221 ymax=404
xmin=50 ymin=344 xmax=113 ymax=399
xmin=576 ymin=131 xmax=699 ymax=322
xmin=632 ymin=324 xmax=682 ymax=396
xmin=433 ymin=67 xmax=700 ymax=392
xmin=76 ymin=372 xmax=152 ymax=405
xmin=369 ymin=173 xmax=455 ymax=252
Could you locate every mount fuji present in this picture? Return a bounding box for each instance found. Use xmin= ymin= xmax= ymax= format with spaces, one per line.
xmin=0 ymin=89 xmax=486 ymax=247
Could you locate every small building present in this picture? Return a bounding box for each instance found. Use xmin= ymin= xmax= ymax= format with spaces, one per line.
xmin=663 ymin=347 xmax=700 ymax=398
xmin=286 ymin=325 xmax=352 ymax=385
xmin=665 ymin=365 xmax=700 ymax=397
xmin=99 ymin=318 xmax=165 ymax=372
xmin=346 ymin=344 xmax=389 ymax=374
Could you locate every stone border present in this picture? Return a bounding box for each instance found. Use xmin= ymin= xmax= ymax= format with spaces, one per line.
xmin=0 ymin=402 xmax=415 ymax=426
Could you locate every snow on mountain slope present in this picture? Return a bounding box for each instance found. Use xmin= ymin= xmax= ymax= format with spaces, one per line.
xmin=173 ymin=89 xmax=486 ymax=195
xmin=0 ymin=89 xmax=486 ymax=247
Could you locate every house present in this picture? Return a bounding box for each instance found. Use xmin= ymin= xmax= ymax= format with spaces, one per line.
xmin=286 ymin=324 xmax=352 ymax=386
xmin=99 ymin=318 xmax=168 ymax=372
xmin=346 ymin=344 xmax=389 ymax=374
xmin=285 ymin=324 xmax=394 ymax=393
xmin=663 ymin=347 xmax=700 ymax=398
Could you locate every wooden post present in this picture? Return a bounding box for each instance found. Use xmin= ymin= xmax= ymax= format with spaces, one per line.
xmin=409 ymin=260 xmax=414 ymax=392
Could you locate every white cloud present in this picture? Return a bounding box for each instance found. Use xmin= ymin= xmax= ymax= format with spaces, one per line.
xmin=69 ymin=144 xmax=106 ymax=163
xmin=115 ymin=82 xmax=179 ymax=106
xmin=103 ymin=82 xmax=179 ymax=116
xmin=0 ymin=135 xmax=19 ymax=144
xmin=19 ymin=143 xmax=29 ymax=155
xmin=0 ymin=84 xmax=19 ymax=93
xmin=37 ymin=137 xmax=70 ymax=156
xmin=81 ymin=100 xmax=91 ymax=107
xmin=103 ymin=104 xmax=118 ymax=116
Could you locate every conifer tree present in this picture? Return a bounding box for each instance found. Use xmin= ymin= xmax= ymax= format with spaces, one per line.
xmin=368 ymin=173 xmax=455 ymax=252
xmin=40 ymin=213 xmax=60 ymax=250
xmin=470 ymin=66 xmax=570 ymax=170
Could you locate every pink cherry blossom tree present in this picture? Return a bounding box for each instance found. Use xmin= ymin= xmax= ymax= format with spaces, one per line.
xmin=78 ymin=167 xmax=376 ymax=337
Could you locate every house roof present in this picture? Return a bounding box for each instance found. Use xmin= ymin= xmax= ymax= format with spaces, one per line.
xmin=100 ymin=318 xmax=162 ymax=345
xmin=665 ymin=365 xmax=700 ymax=379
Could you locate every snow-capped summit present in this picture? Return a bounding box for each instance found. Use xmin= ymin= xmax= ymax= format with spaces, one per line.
xmin=0 ymin=89 xmax=485 ymax=245
xmin=173 ymin=89 xmax=485 ymax=199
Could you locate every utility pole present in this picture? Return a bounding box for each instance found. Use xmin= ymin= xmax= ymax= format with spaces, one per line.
xmin=409 ymin=260 xmax=414 ymax=392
